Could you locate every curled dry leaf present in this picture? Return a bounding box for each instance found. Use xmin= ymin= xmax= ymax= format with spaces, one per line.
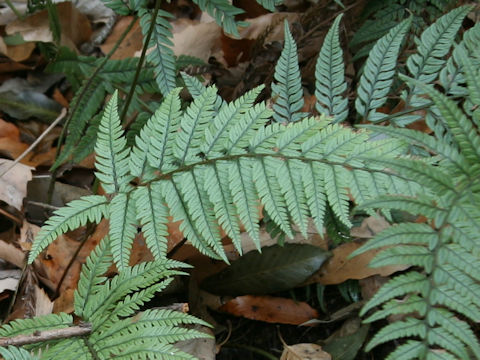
xmin=219 ymin=295 xmax=318 ymax=325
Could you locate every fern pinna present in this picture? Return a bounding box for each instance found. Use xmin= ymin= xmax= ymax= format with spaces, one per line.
xmin=0 ymin=239 xmax=208 ymax=359
xmin=351 ymin=42 xmax=480 ymax=360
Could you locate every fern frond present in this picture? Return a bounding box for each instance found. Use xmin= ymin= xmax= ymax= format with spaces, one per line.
xmin=191 ymin=0 xmax=244 ymax=37
xmin=37 ymin=338 xmax=90 ymax=360
xmin=0 ymin=313 xmax=73 ymax=337
xmin=0 ymin=347 xmax=38 ymax=360
xmin=255 ymin=0 xmax=283 ymax=11
xmin=109 ymin=192 xmax=138 ymax=270
xmin=406 ymin=5 xmax=472 ymax=86
xmin=139 ymin=9 xmax=176 ymax=97
xmin=271 ymin=20 xmax=305 ymax=123
xmin=355 ymin=17 xmax=411 ymax=121
xmin=94 ymin=91 xmax=132 ymax=194
xmin=366 ymin=318 xmax=426 ymax=351
xmin=28 ymin=195 xmax=109 ymax=263
xmin=315 ymin=14 xmax=348 ymax=122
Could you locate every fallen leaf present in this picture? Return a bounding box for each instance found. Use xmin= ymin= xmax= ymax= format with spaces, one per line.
xmin=100 ymin=16 xmax=143 ymax=59
xmin=176 ymin=325 xmax=216 ymax=360
xmin=307 ymin=241 xmax=409 ymax=285
xmin=220 ymin=295 xmax=318 ymax=325
xmin=202 ymin=244 xmax=330 ymax=296
xmin=280 ymin=343 xmax=331 ymax=360
xmin=350 ymin=215 xmax=390 ymax=238
xmin=322 ymin=319 xmax=370 ymax=360
xmin=0 ymin=159 xmax=33 ymax=210
xmin=6 ymin=2 xmax=92 ymax=50
xmin=34 ymin=285 xmax=53 ymax=316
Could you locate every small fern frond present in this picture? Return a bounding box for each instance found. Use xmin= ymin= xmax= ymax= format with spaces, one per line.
xmin=191 ymin=0 xmax=245 ymax=37
xmin=315 ymin=14 xmax=348 ymax=122
xmin=27 ymin=195 xmax=109 ymax=263
xmin=94 ymin=91 xmax=132 ymax=194
xmin=0 ymin=346 xmax=38 ymax=360
xmin=0 ymin=313 xmax=73 ymax=337
xmin=139 ymin=9 xmax=176 ymax=97
xmin=272 ymin=20 xmax=305 ymax=123
xmin=406 ymin=5 xmax=472 ymax=86
xmin=355 ymin=17 xmax=411 ymax=121
xmin=109 ymin=192 xmax=138 ymax=270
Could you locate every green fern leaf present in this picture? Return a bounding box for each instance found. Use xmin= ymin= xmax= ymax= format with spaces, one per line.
xmin=133 ymin=184 xmax=169 ymax=260
xmin=175 ymin=169 xmax=227 ymax=261
xmin=191 ymin=0 xmax=245 ymax=36
xmin=28 ymin=195 xmax=109 ymax=263
xmin=94 ymin=91 xmax=132 ymax=194
xmin=37 ymin=338 xmax=90 ymax=360
xmin=277 ymin=159 xmax=309 ymax=236
xmin=253 ymin=157 xmax=293 ymax=239
xmin=52 ymin=79 xmax=106 ymax=170
xmin=74 ymin=237 xmax=112 ymax=318
xmin=161 ymin=180 xmax=222 ymax=259
xmin=130 ymin=88 xmax=182 ymax=179
xmin=366 ymin=318 xmax=426 ymax=352
xmin=407 ymin=5 xmax=472 ymax=86
xmin=109 ymin=192 xmax=137 ymax=270
xmin=0 ymin=347 xmax=38 ymax=360
xmin=139 ymin=9 xmax=176 ymax=97
xmin=174 ymin=86 xmax=218 ymax=165
xmin=272 ymin=20 xmax=305 ymax=123
xmin=324 ymin=164 xmax=351 ymax=227
xmin=355 ymin=17 xmax=411 ymax=121
xmin=0 ymin=313 xmax=73 ymax=337
xmin=229 ymin=158 xmax=260 ymax=248
xmin=302 ymin=162 xmax=327 ymax=234
xmin=315 ymin=14 xmax=348 ymax=122
xmin=204 ymin=163 xmax=243 ymax=250
xmin=401 ymin=74 xmax=480 ymax=165
xmin=204 ymin=85 xmax=264 ymax=156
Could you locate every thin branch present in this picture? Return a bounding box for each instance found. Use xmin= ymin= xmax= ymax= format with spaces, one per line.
xmin=0 ymin=324 xmax=92 ymax=347
xmin=0 ymin=108 xmax=67 ymax=179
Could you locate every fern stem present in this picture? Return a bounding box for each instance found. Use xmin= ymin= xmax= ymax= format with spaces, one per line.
xmin=120 ymin=0 xmax=162 ymax=124
xmin=47 ymin=15 xmax=138 ymax=204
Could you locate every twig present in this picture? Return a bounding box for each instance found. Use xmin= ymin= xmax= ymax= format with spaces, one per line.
xmin=0 ymin=108 xmax=67 ymax=179
xmin=0 ymin=324 xmax=92 ymax=347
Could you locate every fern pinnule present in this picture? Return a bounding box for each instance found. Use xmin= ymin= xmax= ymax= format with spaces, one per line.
xmin=108 ymin=192 xmax=138 ymax=271
xmin=139 ymin=8 xmax=176 ymax=97
xmin=0 ymin=346 xmax=38 ymax=360
xmin=315 ymin=14 xmax=348 ymax=122
xmin=355 ymin=17 xmax=411 ymax=122
xmin=27 ymin=195 xmax=109 ymax=263
xmin=174 ymin=86 xmax=218 ymax=165
xmin=406 ymin=5 xmax=472 ymax=87
xmin=192 ymin=0 xmax=245 ymax=37
xmin=94 ymin=91 xmax=132 ymax=194
xmin=272 ymin=20 xmax=305 ymax=123
xmin=0 ymin=313 xmax=73 ymax=338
